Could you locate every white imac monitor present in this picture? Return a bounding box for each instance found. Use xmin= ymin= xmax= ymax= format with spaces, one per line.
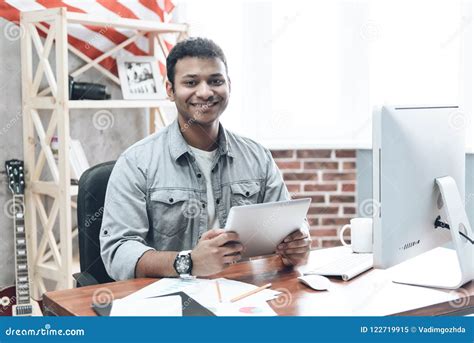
xmin=373 ymin=105 xmax=474 ymax=289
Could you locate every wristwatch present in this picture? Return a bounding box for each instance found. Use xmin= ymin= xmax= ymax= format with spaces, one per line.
xmin=173 ymin=250 xmax=193 ymax=279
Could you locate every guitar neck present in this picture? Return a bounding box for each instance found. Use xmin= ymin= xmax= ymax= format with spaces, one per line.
xmin=12 ymin=195 xmax=31 ymax=305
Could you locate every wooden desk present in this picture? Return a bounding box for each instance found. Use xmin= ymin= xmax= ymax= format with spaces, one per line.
xmin=43 ymin=247 xmax=473 ymax=316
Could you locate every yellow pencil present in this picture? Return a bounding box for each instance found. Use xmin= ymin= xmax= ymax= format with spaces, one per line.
xmin=215 ymin=280 xmax=223 ymax=303
xmin=230 ymin=283 xmax=272 ymax=303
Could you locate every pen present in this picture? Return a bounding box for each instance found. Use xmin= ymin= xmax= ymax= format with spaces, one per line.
xmin=215 ymin=280 xmax=222 ymax=303
xmin=230 ymin=283 xmax=272 ymax=303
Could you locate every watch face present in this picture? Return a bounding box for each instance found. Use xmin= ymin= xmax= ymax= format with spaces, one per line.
xmin=175 ymin=255 xmax=191 ymax=274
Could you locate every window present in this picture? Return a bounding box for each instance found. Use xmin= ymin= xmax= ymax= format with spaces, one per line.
xmin=175 ymin=0 xmax=470 ymax=149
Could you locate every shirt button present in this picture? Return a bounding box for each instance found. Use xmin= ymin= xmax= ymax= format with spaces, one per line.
xmin=197 ymin=173 xmax=202 ymax=178
xmin=202 ymin=203 xmax=206 ymax=209
xmin=245 ymin=191 xmax=250 ymax=196
xmin=169 ymin=198 xmax=174 ymax=203
xmin=216 ymin=199 xmax=220 ymax=204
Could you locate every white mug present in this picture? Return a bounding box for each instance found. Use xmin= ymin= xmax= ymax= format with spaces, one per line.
xmin=339 ymin=218 xmax=373 ymax=253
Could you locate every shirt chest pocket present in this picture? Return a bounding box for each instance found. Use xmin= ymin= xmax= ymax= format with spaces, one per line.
xmin=149 ymin=189 xmax=198 ymax=237
xmin=230 ymin=181 xmax=261 ymax=207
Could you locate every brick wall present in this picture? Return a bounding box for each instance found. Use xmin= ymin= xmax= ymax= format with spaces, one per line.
xmin=270 ymin=149 xmax=357 ymax=249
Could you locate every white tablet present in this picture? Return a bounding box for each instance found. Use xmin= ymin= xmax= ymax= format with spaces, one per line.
xmin=224 ymin=198 xmax=311 ymax=258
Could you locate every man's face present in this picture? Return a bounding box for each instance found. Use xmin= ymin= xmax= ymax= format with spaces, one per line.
xmin=166 ymin=57 xmax=230 ymax=126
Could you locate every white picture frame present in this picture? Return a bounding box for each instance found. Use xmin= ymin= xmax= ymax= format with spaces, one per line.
xmin=117 ymin=56 xmax=166 ymax=100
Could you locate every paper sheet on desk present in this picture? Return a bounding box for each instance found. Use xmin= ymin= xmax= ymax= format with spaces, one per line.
xmin=210 ymin=299 xmax=277 ymax=316
xmin=347 ymin=272 xmax=459 ymax=316
xmin=124 ymin=278 xmax=281 ymax=307
xmin=110 ymin=295 xmax=182 ymax=316
xmin=297 ymin=269 xmax=459 ymax=316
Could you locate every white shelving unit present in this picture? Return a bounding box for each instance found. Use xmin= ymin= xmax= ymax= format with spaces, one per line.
xmin=20 ymin=7 xmax=187 ymax=296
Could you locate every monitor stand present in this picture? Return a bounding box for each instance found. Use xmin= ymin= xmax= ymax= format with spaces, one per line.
xmin=391 ymin=176 xmax=474 ymax=290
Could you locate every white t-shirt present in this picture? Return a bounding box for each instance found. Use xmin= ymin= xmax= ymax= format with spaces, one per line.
xmin=189 ymin=146 xmax=219 ymax=229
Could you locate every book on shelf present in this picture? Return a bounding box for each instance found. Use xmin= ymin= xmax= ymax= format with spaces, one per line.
xmin=69 ymin=139 xmax=90 ymax=181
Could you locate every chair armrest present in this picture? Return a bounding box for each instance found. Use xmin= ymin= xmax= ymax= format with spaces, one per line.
xmin=73 ymin=272 xmax=99 ymax=287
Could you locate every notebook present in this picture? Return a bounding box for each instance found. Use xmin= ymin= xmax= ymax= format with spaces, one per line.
xmin=91 ymin=291 xmax=216 ymax=316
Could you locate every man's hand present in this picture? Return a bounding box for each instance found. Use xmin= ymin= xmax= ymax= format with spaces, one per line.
xmin=276 ymin=229 xmax=312 ymax=266
xmin=191 ymin=229 xmax=243 ymax=276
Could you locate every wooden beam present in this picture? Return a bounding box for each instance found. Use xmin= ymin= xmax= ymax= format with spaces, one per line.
xmin=177 ymin=26 xmax=190 ymax=42
xmin=35 ymin=22 xmax=120 ymax=96
xmin=20 ymin=13 xmax=39 ymax=298
xmin=66 ymin=12 xmax=188 ymax=32
xmin=29 ymin=97 xmax=56 ymax=109
xmin=31 ymin=23 xmax=56 ymax=96
xmin=37 ymin=263 xmax=61 ymax=281
xmin=68 ymin=99 xmax=171 ymax=109
xmin=30 ymin=109 xmax=59 ymax=182
xmin=29 ymin=23 xmax=58 ymax=97
xmin=30 ymin=181 xmax=59 ymax=197
xmin=35 ymin=274 xmax=47 ymax=297
xmin=34 ymin=198 xmax=59 ymax=267
xmin=33 ymin=109 xmax=58 ymax=182
xmin=55 ymin=7 xmax=73 ymax=290
xmin=21 ymin=8 xmax=63 ymax=23
xmin=157 ymin=34 xmax=170 ymax=55
xmin=34 ymin=195 xmax=61 ymax=267
xmin=41 ymin=227 xmax=78 ymax=266
xmin=70 ymin=31 xmax=145 ymax=78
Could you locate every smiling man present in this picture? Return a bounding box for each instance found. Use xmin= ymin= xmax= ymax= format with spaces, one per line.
xmin=100 ymin=37 xmax=311 ymax=281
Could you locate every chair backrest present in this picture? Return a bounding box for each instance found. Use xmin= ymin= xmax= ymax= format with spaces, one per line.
xmin=77 ymin=161 xmax=116 ymax=284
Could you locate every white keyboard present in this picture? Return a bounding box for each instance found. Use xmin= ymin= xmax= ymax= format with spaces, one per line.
xmin=304 ymin=253 xmax=373 ymax=281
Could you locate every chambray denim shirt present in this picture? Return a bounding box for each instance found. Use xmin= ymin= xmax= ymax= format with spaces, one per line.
xmin=100 ymin=119 xmax=307 ymax=281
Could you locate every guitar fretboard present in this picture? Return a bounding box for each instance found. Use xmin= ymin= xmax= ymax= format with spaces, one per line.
xmin=13 ymin=195 xmax=30 ymax=305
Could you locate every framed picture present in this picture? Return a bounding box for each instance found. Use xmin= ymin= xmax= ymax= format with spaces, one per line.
xmin=117 ymin=56 xmax=166 ymax=99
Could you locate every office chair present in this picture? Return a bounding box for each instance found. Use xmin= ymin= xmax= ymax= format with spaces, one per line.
xmin=74 ymin=161 xmax=116 ymax=287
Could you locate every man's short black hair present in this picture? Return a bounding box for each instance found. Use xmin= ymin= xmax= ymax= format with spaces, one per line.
xmin=166 ymin=37 xmax=228 ymax=88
